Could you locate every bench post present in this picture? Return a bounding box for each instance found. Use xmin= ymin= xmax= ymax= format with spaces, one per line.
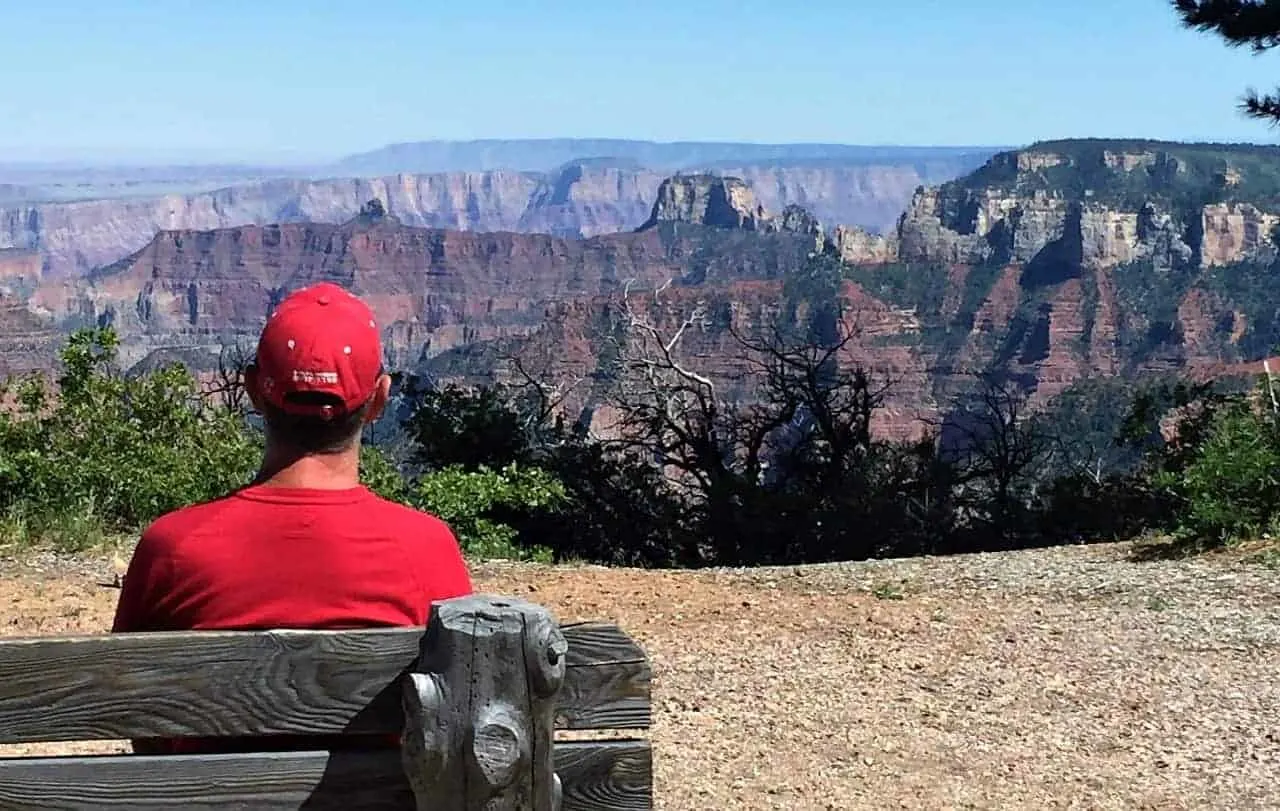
xmin=401 ymin=594 xmax=569 ymax=811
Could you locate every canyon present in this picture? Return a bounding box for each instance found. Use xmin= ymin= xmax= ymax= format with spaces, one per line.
xmin=6 ymin=139 xmax=1280 ymax=440
xmin=0 ymin=151 xmax=991 ymax=281
xmin=0 ymin=249 xmax=56 ymax=376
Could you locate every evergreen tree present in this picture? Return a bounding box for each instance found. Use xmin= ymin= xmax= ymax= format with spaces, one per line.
xmin=1174 ymin=0 xmax=1280 ymax=122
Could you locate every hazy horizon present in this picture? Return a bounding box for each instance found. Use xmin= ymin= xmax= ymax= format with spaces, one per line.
xmin=7 ymin=135 xmax=1280 ymax=172
xmin=4 ymin=1 xmax=1280 ymax=165
xmin=0 ymin=138 xmax=1015 ymax=169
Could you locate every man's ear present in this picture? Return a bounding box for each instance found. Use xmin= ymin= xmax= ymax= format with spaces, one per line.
xmin=364 ymin=373 xmax=393 ymax=424
xmin=244 ymin=363 xmax=265 ymax=412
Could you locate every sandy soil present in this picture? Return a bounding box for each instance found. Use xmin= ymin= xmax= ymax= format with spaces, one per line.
xmin=0 ymin=541 xmax=1277 ymax=810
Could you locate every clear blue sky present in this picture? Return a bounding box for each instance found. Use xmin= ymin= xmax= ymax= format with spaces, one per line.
xmin=2 ymin=0 xmax=1279 ymax=163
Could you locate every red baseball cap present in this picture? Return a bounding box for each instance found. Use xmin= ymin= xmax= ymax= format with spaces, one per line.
xmin=254 ymin=282 xmax=383 ymax=419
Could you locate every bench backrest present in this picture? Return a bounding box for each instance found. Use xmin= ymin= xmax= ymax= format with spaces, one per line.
xmin=0 ymin=593 xmax=652 ymax=810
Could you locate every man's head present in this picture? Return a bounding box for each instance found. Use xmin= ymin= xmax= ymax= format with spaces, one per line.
xmin=245 ymin=282 xmax=391 ymax=455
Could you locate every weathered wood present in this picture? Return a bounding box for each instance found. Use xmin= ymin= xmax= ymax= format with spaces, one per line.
xmin=555 ymin=739 xmax=653 ymax=811
xmin=0 ymin=621 xmax=649 ymax=744
xmin=402 ymin=594 xmax=567 ymax=811
xmin=0 ymin=740 xmax=652 ymax=810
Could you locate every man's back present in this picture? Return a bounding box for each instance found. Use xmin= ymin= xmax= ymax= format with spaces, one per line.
xmin=113 ymin=483 xmax=471 ymax=632
xmin=112 ymin=482 xmax=473 ymax=753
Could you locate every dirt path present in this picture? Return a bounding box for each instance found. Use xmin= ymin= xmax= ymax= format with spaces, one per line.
xmin=0 ymin=541 xmax=1277 ymax=810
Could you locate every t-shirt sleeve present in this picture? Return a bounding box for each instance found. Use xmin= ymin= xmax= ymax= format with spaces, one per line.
xmin=111 ymin=528 xmax=175 ymax=633
xmin=421 ymin=516 xmax=474 ymax=603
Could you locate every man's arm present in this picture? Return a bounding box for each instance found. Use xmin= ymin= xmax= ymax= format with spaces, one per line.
xmin=411 ymin=516 xmax=475 ymax=614
xmin=111 ymin=531 xmax=173 ymax=633
xmin=111 ymin=531 xmax=177 ymax=755
xmin=435 ymin=522 xmax=475 ymax=599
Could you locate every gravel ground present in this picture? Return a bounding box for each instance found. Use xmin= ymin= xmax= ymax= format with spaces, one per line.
xmin=0 ymin=540 xmax=1277 ymax=810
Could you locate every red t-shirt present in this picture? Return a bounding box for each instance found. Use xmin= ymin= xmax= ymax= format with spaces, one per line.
xmin=111 ymin=482 xmax=474 ymax=753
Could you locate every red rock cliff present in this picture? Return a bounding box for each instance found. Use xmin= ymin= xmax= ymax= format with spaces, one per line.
xmin=16 ymin=141 xmax=1280 ymax=436
xmin=0 ymin=161 xmax=975 ymax=280
xmin=27 ymin=214 xmax=819 ymax=374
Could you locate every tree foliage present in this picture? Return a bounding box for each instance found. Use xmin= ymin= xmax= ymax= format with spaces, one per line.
xmin=412 ymin=464 xmax=563 ymax=562
xmin=1174 ymin=0 xmax=1280 ymax=123
xmin=0 ymin=328 xmax=260 ymax=546
xmin=1155 ymin=395 xmax=1280 ymax=543
xmin=7 ymin=308 xmax=1280 ymax=565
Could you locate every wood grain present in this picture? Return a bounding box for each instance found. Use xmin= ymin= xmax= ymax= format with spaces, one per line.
xmin=0 ymin=740 xmax=652 ymax=810
xmin=400 ymin=595 xmax=567 ymax=810
xmin=0 ymin=623 xmax=649 ymax=744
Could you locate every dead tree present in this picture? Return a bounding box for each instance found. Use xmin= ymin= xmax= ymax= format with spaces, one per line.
xmin=595 ymin=277 xmax=904 ymax=563
xmin=600 ymin=279 xmax=738 ymax=500
xmin=201 ymin=339 xmax=254 ymax=416
xmin=934 ymin=375 xmax=1059 ymax=543
xmin=496 ymin=339 xmax=588 ymax=443
xmin=727 ymin=314 xmax=895 ymax=490
xmin=601 ymin=277 xmax=903 ymax=490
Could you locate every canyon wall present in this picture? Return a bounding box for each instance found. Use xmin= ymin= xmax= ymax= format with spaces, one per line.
xmin=10 ymin=140 xmax=1280 ymax=440
xmin=0 ymin=249 xmax=56 ymax=376
xmin=0 ymin=249 xmax=41 ymax=289
xmin=838 ymin=142 xmax=1280 ymax=271
xmin=27 ymin=209 xmax=818 ymax=373
xmin=0 ymin=159 xmax=981 ymax=280
xmin=834 ymin=141 xmax=1280 ymax=409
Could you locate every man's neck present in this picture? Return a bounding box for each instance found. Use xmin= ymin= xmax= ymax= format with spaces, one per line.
xmin=254 ymin=444 xmax=362 ymax=490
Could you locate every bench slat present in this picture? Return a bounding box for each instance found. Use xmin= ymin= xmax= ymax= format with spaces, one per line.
xmin=0 ymin=739 xmax=651 ymax=810
xmin=0 ymin=622 xmax=650 ymax=743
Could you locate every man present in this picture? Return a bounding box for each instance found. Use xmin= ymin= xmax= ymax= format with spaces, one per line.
xmin=112 ymin=281 xmax=473 ymax=753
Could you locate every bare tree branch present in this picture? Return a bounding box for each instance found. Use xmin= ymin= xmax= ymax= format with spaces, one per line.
xmin=925 ymin=374 xmax=1059 ymax=540
xmin=496 ymin=342 xmax=588 ymax=435
xmin=201 ymin=339 xmax=254 ymax=415
xmin=597 ymin=275 xmax=903 ymax=527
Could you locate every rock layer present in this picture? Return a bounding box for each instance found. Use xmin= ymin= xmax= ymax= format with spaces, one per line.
xmin=11 ymin=140 xmax=1280 ymax=438
xmin=26 ymin=215 xmax=818 ymax=374
xmin=0 ymin=250 xmax=57 ymax=376
xmin=638 ymin=174 xmax=770 ymax=231
xmin=0 ymin=249 xmax=40 ymax=290
xmin=0 ymin=161 xmax=978 ymax=279
xmin=838 ymin=143 xmax=1280 ymax=271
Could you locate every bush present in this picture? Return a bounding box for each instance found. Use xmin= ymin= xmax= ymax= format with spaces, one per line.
xmin=410 ymin=464 xmax=564 ymax=562
xmin=358 ymin=443 xmax=411 ymax=503
xmin=396 ymin=378 xmax=692 ymax=567
xmin=13 ymin=323 xmax=1280 ymax=567
xmin=0 ymin=328 xmax=260 ymax=547
xmin=0 ymin=328 xmax=577 ymax=562
xmin=1152 ymin=392 xmax=1280 ymax=545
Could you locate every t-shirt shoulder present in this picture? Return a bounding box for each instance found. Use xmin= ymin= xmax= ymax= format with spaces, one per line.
xmin=365 ymin=494 xmax=457 ymax=540
xmin=138 ymin=492 xmax=241 ymax=547
xmin=365 ymin=495 xmax=474 ymax=601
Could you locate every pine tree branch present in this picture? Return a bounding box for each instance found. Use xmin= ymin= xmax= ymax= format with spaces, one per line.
xmin=1173 ymin=0 xmax=1280 ymax=52
xmin=1242 ymin=86 xmax=1280 ymax=122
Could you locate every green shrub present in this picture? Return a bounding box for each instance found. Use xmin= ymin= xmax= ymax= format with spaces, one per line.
xmin=395 ymin=376 xmax=691 ymax=567
xmin=0 ymin=327 xmax=575 ymax=559
xmin=0 ymin=328 xmax=260 ymax=547
xmin=358 ymin=443 xmax=411 ymax=504
xmin=1154 ymin=392 xmax=1280 ymax=546
xmin=0 ymin=501 xmax=112 ymax=553
xmin=18 ymin=320 xmax=1280 ymax=566
xmin=411 ymin=463 xmax=565 ymax=562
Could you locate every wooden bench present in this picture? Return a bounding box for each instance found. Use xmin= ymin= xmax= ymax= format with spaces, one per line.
xmin=0 ymin=594 xmax=652 ymax=809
